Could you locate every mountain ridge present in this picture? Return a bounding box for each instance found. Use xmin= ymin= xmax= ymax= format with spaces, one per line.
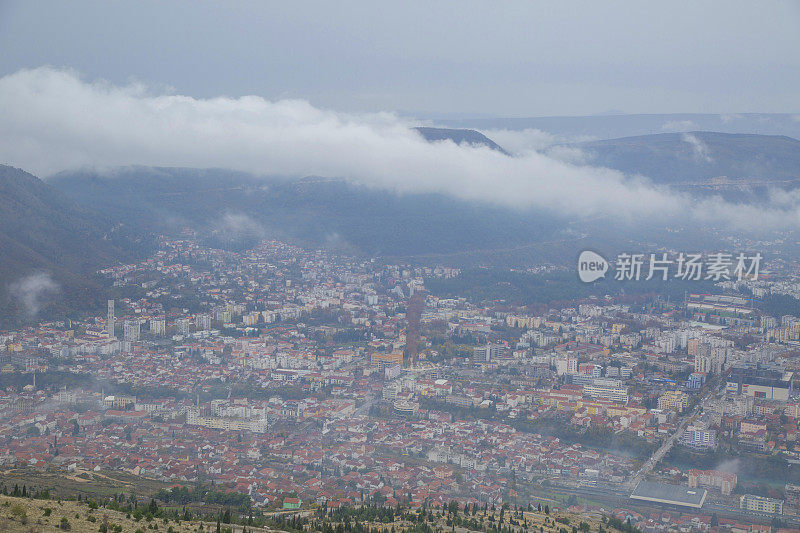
xmin=436 ymin=112 xmax=800 ymax=140
xmin=568 ymin=130 xmax=800 ymax=186
xmin=414 ymin=127 xmax=509 ymax=154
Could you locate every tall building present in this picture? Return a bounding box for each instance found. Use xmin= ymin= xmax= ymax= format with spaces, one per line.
xmin=107 ymin=300 xmax=115 ymax=338
xmin=405 ymin=291 xmax=425 ymax=366
xmin=371 ymin=350 xmax=404 ymax=370
xmin=214 ymin=308 xmax=232 ymax=323
xmin=123 ymin=320 xmax=140 ymax=342
xmin=688 ymin=469 xmax=737 ymax=495
xmin=658 ymin=390 xmax=689 ymax=412
xmin=555 ymin=355 xmax=578 ymax=375
xmin=196 ymin=314 xmax=212 ymax=331
xmin=175 ymin=318 xmax=191 ymax=335
xmin=682 ymin=425 xmax=718 ymax=450
xmin=583 ymin=378 xmax=629 ymax=403
xmin=694 ymin=342 xmax=728 ymax=374
xmin=150 ymin=317 xmax=166 ymax=336
xmin=474 ymin=343 xmax=508 ymax=363
xmin=242 ymin=312 xmax=260 ymax=326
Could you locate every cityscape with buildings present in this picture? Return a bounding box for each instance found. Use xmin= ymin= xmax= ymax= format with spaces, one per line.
xmin=3 ymin=3 xmax=800 ymax=533
xmin=2 ymin=234 xmax=800 ymax=532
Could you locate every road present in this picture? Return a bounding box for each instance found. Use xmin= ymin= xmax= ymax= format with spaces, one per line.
xmin=354 ymin=394 xmax=377 ymax=417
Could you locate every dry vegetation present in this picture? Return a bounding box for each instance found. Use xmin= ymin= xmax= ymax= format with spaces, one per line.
xmin=0 ymin=494 xmax=216 ymax=533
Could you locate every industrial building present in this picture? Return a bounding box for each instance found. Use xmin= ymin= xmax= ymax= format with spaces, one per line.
xmin=726 ymin=365 xmax=792 ymax=401
xmin=630 ymin=481 xmax=707 ymax=509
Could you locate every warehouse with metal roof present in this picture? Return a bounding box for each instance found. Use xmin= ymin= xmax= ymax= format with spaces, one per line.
xmin=630 ymin=481 xmax=707 ymax=509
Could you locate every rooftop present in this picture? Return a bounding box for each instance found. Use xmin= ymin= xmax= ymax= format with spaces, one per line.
xmin=630 ymin=481 xmax=707 ymax=509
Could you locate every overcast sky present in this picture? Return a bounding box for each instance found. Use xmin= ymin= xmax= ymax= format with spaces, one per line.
xmin=1 ymin=1 xmax=798 ymax=116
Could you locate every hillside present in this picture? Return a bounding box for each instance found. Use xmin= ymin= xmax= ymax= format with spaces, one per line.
xmin=414 ymin=127 xmax=509 ymax=154
xmin=0 ymin=488 xmax=609 ymax=533
xmin=47 ymin=166 xmax=564 ymax=258
xmin=0 ymin=165 xmax=149 ymax=327
xmin=570 ymin=131 xmax=800 ymax=186
xmin=0 ymin=492 xmax=249 ymax=533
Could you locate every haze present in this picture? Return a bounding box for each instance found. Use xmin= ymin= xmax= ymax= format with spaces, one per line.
xmin=1 ymin=0 xmax=799 ymax=116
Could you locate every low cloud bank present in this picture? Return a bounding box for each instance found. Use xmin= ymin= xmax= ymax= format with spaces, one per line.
xmin=1 ymin=67 xmax=798 ymax=231
xmin=8 ymin=272 xmax=60 ymax=316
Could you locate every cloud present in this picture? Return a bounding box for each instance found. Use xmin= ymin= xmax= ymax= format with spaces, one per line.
xmin=480 ymin=128 xmax=597 ymax=164
xmin=0 ymin=67 xmax=799 ymax=232
xmin=714 ymin=458 xmax=740 ymax=474
xmin=8 ymin=272 xmax=60 ymax=316
xmin=721 ymin=113 xmax=743 ymax=123
xmin=478 ymin=128 xmax=557 ymax=155
xmin=662 ymin=120 xmax=697 ymax=131
xmin=323 ymin=231 xmax=357 ymax=254
xmin=543 ymin=145 xmax=591 ymax=165
xmin=213 ymin=212 xmax=266 ymax=240
xmin=207 ymin=212 xmax=270 ymax=250
xmin=681 ymin=133 xmax=713 ymax=163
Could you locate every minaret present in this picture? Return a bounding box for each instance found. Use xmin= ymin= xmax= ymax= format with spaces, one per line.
xmin=107 ymin=300 xmax=115 ymax=338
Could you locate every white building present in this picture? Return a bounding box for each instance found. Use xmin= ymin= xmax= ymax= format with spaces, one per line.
xmin=123 ymin=320 xmax=141 ymax=342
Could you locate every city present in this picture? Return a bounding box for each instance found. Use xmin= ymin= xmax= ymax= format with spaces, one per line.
xmin=2 ymin=2 xmax=800 ymax=533
xmin=2 ymin=234 xmax=800 ymax=532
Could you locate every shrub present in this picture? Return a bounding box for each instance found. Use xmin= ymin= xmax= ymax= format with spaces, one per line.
xmin=9 ymin=504 xmax=27 ymax=519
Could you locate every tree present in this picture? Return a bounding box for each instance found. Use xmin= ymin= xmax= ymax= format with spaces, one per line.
xmin=448 ymin=501 xmax=459 ymax=515
xmin=566 ymin=495 xmax=578 ymax=507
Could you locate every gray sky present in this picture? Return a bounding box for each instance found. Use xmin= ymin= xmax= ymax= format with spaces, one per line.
xmin=1 ymin=0 xmax=798 ymax=116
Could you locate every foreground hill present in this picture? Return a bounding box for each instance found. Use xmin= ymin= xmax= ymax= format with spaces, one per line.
xmin=571 ymin=131 xmax=800 ymax=186
xmin=0 ymin=165 xmax=149 ymax=327
xmin=0 ymin=489 xmax=610 ymax=533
